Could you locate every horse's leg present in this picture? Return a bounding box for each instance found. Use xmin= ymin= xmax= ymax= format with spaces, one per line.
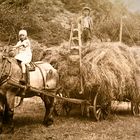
xmin=3 ymin=90 xmax=15 ymax=133
xmin=0 ymin=95 xmax=5 ymax=134
xmin=41 ymin=94 xmax=54 ymax=126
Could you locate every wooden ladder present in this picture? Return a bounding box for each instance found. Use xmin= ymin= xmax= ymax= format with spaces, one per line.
xmin=69 ymin=23 xmax=84 ymax=94
xmin=69 ymin=23 xmax=82 ymax=50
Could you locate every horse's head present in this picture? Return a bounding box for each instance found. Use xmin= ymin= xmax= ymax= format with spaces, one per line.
xmin=0 ymin=47 xmax=12 ymax=63
xmin=45 ymin=68 xmax=59 ymax=90
xmin=0 ymin=51 xmax=8 ymax=72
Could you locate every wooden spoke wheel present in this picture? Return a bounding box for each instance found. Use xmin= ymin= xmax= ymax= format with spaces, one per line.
xmin=131 ymin=102 xmax=140 ymax=116
xmin=91 ymin=92 xmax=111 ymax=121
xmin=54 ymin=90 xmax=72 ymax=116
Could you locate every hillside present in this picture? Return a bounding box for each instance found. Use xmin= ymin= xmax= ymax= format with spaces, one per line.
xmin=0 ymin=0 xmax=140 ymax=47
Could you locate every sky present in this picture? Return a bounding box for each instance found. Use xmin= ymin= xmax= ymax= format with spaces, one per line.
xmin=111 ymin=0 xmax=140 ymax=12
xmin=123 ymin=0 xmax=140 ymax=12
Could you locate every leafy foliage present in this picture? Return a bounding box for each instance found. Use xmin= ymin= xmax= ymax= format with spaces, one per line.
xmin=0 ymin=0 xmax=139 ymax=46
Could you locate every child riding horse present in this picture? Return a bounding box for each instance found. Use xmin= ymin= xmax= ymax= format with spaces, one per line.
xmin=13 ymin=29 xmax=32 ymax=84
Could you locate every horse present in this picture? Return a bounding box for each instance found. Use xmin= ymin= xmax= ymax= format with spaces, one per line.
xmin=0 ymin=52 xmax=59 ymax=134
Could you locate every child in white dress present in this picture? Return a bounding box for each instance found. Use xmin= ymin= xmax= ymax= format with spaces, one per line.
xmin=14 ymin=29 xmax=32 ymax=84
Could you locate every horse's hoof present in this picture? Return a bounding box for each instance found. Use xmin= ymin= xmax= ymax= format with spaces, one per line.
xmin=3 ymin=125 xmax=14 ymax=134
xmin=43 ymin=118 xmax=54 ymax=127
xmin=0 ymin=128 xmax=2 ymax=134
xmin=3 ymin=127 xmax=14 ymax=134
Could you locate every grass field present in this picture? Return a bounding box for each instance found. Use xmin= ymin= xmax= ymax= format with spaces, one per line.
xmin=0 ymin=97 xmax=140 ymax=140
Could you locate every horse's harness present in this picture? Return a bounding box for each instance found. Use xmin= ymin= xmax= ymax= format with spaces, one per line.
xmin=0 ymin=56 xmax=46 ymax=90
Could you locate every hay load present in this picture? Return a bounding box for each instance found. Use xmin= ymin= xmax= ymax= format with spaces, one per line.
xmin=42 ymin=42 xmax=139 ymax=103
xmin=130 ymin=46 xmax=140 ymax=67
xmin=82 ymin=43 xmax=138 ymax=102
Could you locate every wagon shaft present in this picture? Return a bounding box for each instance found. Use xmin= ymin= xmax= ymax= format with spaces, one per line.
xmin=7 ymin=80 xmax=90 ymax=105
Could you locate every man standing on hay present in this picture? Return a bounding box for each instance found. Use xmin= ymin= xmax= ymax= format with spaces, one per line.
xmin=78 ymin=7 xmax=93 ymax=44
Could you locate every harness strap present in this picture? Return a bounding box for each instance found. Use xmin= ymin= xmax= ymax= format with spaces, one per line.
xmin=34 ymin=63 xmax=46 ymax=89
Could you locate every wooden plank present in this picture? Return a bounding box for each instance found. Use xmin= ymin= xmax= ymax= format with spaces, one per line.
xmin=7 ymin=80 xmax=90 ymax=105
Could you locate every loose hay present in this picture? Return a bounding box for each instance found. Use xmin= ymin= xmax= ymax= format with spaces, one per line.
xmin=42 ymin=42 xmax=139 ymax=103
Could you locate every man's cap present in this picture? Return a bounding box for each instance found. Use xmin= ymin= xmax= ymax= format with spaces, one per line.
xmin=19 ymin=29 xmax=27 ymax=36
xmin=82 ymin=7 xmax=91 ymax=12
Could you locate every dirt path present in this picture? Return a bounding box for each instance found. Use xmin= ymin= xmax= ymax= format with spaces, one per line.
xmin=0 ymin=97 xmax=140 ymax=140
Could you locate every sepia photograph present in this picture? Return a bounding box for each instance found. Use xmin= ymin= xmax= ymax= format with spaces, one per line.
xmin=0 ymin=0 xmax=140 ymax=139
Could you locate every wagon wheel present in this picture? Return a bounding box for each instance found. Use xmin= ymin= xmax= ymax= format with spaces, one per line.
xmin=54 ymin=89 xmax=72 ymax=116
xmin=131 ymin=102 xmax=140 ymax=116
xmin=91 ymin=92 xmax=111 ymax=121
xmin=54 ymin=100 xmax=72 ymax=116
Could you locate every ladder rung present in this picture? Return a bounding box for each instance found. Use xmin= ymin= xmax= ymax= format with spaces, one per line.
xmin=73 ymin=28 xmax=78 ymax=32
xmin=70 ymin=48 xmax=79 ymax=52
xmin=70 ymin=48 xmax=79 ymax=55
xmin=72 ymin=37 xmax=79 ymax=40
xmin=71 ymin=46 xmax=79 ymax=49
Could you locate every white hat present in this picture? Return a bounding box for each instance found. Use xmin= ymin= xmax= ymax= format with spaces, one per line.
xmin=19 ymin=29 xmax=27 ymax=36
